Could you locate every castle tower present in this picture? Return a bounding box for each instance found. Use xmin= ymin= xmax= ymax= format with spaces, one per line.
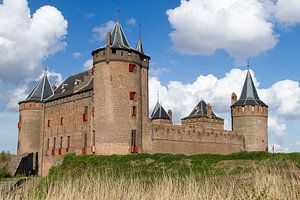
xmin=231 ymin=70 xmax=268 ymax=152
xmin=18 ymin=72 xmax=54 ymax=155
xmin=92 ymin=21 xmax=150 ymax=154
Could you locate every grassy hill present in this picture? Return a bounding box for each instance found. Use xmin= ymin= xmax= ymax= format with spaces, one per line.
xmin=2 ymin=152 xmax=300 ymax=199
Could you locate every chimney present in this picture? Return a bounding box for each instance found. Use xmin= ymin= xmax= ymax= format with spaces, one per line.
xmin=168 ymin=109 xmax=172 ymax=121
xmin=206 ymin=103 xmax=212 ymax=118
xmin=106 ymin=32 xmax=111 ymax=47
xmin=231 ymin=92 xmax=237 ymax=105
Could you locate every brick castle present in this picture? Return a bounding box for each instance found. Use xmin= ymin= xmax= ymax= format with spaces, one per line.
xmin=17 ymin=21 xmax=268 ymax=176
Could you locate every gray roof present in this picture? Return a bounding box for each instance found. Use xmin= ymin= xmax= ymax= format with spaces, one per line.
xmin=46 ymin=70 xmax=93 ymax=102
xmin=151 ymin=102 xmax=171 ymax=120
xmin=182 ymin=100 xmax=223 ymax=120
xmin=135 ymin=37 xmax=144 ymax=54
xmin=232 ymin=70 xmax=267 ymax=107
xmin=110 ymin=22 xmax=131 ymax=49
xmin=23 ymin=73 xmax=54 ymax=102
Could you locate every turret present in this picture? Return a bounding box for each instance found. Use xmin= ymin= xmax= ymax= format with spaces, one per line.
xmin=231 ymin=70 xmax=268 ymax=152
xmin=92 ymin=21 xmax=150 ymax=154
xmin=18 ymin=72 xmax=54 ymax=155
xmin=150 ymin=102 xmax=172 ymax=125
xmin=181 ymin=99 xmax=224 ymax=130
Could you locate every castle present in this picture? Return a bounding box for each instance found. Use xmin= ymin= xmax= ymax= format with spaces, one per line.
xmin=17 ymin=21 xmax=268 ymax=176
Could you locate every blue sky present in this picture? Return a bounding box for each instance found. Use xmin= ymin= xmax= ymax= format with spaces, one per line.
xmin=0 ymin=0 xmax=300 ymax=153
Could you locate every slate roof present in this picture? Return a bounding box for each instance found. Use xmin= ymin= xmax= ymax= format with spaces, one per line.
xmin=46 ymin=70 xmax=93 ymax=102
xmin=110 ymin=22 xmax=131 ymax=49
xmin=150 ymin=102 xmax=171 ymax=120
xmin=232 ymin=70 xmax=267 ymax=107
xmin=181 ymin=100 xmax=223 ymax=120
xmin=135 ymin=37 xmax=144 ymax=54
xmin=23 ymin=73 xmax=54 ymax=103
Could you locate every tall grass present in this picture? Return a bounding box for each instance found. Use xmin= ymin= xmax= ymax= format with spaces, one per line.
xmin=1 ymin=160 xmax=300 ymax=200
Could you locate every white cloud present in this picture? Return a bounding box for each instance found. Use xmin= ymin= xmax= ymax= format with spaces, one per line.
xmin=166 ymin=0 xmax=300 ymax=64
xmin=72 ymin=52 xmax=81 ymax=59
xmin=127 ymin=17 xmax=136 ymax=26
xmin=149 ymin=67 xmax=170 ymax=76
xmin=92 ymin=20 xmax=115 ymax=42
xmin=83 ymin=59 xmax=93 ymax=70
xmin=268 ymin=117 xmax=287 ymax=136
xmin=275 ymin=0 xmax=300 ymax=25
xmin=149 ymin=68 xmax=300 ymax=137
xmin=268 ymin=144 xmax=290 ymax=153
xmin=0 ymin=0 xmax=67 ymax=111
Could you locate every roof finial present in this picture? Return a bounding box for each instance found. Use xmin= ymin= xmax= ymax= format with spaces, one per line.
xmin=116 ymin=0 xmax=120 ymax=22
xmin=139 ymin=23 xmax=142 ymax=38
xmin=157 ymin=91 xmax=160 ymax=103
xmin=247 ymin=59 xmax=250 ymax=71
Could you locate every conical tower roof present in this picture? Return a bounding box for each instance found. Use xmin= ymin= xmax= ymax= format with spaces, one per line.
xmin=150 ymin=102 xmax=170 ymax=120
xmin=110 ymin=21 xmax=131 ymax=49
xmin=24 ymin=72 xmax=54 ymax=102
xmin=182 ymin=100 xmax=222 ymax=120
xmin=232 ymin=70 xmax=267 ymax=107
xmin=135 ymin=36 xmax=144 ymax=54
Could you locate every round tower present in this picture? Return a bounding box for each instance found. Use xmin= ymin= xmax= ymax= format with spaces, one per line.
xmin=231 ymin=70 xmax=268 ymax=152
xmin=18 ymin=73 xmax=54 ymax=155
xmin=92 ymin=21 xmax=150 ymax=154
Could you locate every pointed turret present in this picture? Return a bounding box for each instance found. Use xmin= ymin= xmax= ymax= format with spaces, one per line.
xmin=232 ymin=70 xmax=267 ymax=107
xmin=24 ymin=72 xmax=54 ymax=102
xmin=110 ymin=21 xmax=131 ymax=49
xmin=182 ymin=100 xmax=222 ymax=120
xmin=135 ymin=36 xmax=144 ymax=54
xmin=150 ymin=102 xmax=171 ymax=120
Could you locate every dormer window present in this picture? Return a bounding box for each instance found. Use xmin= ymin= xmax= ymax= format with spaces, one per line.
xmin=75 ymin=79 xmax=81 ymax=86
xmin=62 ymin=84 xmax=68 ymax=92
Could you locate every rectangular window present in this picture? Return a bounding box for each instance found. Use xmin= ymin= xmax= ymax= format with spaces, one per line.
xmin=83 ymin=106 xmax=88 ymax=121
xmin=131 ymin=130 xmax=138 ymax=153
xmin=60 ymin=117 xmax=64 ymax=125
xmin=47 ymin=120 xmax=51 ymax=128
xmin=53 ymin=138 xmax=56 ymax=149
xmin=83 ymin=134 xmax=88 ymax=148
xmin=60 ymin=137 xmax=63 ymax=149
xmin=47 ymin=138 xmax=50 ymax=150
xmin=129 ymin=91 xmax=136 ymax=100
xmin=129 ymin=63 xmax=135 ymax=72
xmin=132 ymin=106 xmax=136 ymax=116
xmin=66 ymin=136 xmax=70 ymax=152
xmin=92 ymin=130 xmax=95 ymax=146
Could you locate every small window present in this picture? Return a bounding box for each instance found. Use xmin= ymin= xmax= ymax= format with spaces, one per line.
xmin=47 ymin=138 xmax=50 ymax=150
xmin=129 ymin=91 xmax=136 ymax=100
xmin=129 ymin=64 xmax=136 ymax=72
xmin=53 ymin=138 xmax=56 ymax=150
xmin=60 ymin=117 xmax=64 ymax=125
xmin=92 ymin=130 xmax=96 ymax=146
xmin=67 ymin=136 xmax=70 ymax=150
xmin=47 ymin=120 xmax=51 ymax=128
xmin=92 ymin=107 xmax=95 ymax=116
xmin=83 ymin=134 xmax=88 ymax=148
xmin=132 ymin=106 xmax=136 ymax=116
xmin=112 ymin=49 xmax=116 ymax=54
xmin=60 ymin=137 xmax=63 ymax=149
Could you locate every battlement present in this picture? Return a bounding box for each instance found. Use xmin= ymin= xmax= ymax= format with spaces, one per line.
xmin=92 ymin=48 xmax=149 ymax=69
xmin=231 ymin=105 xmax=268 ymax=117
xmin=19 ymin=102 xmax=44 ymax=111
xmin=151 ymin=124 xmax=243 ymax=145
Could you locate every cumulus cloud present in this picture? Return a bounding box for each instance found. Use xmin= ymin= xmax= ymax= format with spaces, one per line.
xmin=92 ymin=20 xmax=115 ymax=42
xmin=127 ymin=17 xmax=136 ymax=26
xmin=268 ymin=143 xmax=290 ymax=153
xmin=148 ymin=69 xmax=300 ymax=137
xmin=149 ymin=67 xmax=170 ymax=77
xmin=83 ymin=59 xmax=93 ymax=70
xmin=72 ymin=52 xmax=81 ymax=59
xmin=0 ymin=0 xmax=67 ymax=110
xmin=167 ymin=0 xmax=300 ymax=64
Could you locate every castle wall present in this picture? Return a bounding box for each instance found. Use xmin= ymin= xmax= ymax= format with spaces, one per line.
xmin=18 ymin=102 xmax=44 ymax=155
xmin=181 ymin=117 xmax=224 ymax=130
xmin=149 ymin=124 xmax=244 ymax=155
xmin=41 ymin=91 xmax=93 ymax=176
xmin=93 ymin=48 xmax=149 ymax=155
xmin=232 ymin=105 xmax=268 ymax=152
